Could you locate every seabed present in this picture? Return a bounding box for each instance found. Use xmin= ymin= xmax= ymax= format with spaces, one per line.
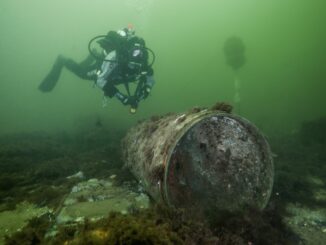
xmin=0 ymin=118 xmax=325 ymax=244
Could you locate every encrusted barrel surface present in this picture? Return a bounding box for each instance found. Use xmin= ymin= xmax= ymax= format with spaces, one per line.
xmin=122 ymin=108 xmax=273 ymax=214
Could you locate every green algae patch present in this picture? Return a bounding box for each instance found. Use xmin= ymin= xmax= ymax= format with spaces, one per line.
xmin=284 ymin=203 xmax=326 ymax=245
xmin=56 ymin=178 xmax=150 ymax=224
xmin=58 ymin=196 xmax=145 ymax=224
xmin=0 ymin=202 xmax=50 ymax=244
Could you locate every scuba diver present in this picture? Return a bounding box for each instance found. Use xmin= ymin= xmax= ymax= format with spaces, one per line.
xmin=38 ymin=26 xmax=155 ymax=113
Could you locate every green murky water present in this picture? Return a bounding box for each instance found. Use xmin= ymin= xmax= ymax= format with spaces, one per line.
xmin=0 ymin=0 xmax=325 ymax=134
xmin=0 ymin=1 xmax=325 ymax=244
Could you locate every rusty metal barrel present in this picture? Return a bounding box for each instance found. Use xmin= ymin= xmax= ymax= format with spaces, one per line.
xmin=122 ymin=107 xmax=274 ymax=215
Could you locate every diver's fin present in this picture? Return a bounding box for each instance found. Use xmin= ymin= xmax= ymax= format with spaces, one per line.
xmin=38 ymin=56 xmax=64 ymax=92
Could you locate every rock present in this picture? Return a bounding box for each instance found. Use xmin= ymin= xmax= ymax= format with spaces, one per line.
xmin=67 ymin=171 xmax=84 ymax=180
xmin=110 ymin=174 xmax=117 ymax=179
xmin=55 ymin=178 xmax=150 ymax=226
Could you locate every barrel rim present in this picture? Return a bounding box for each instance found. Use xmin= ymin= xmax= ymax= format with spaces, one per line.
xmin=163 ymin=111 xmax=274 ymax=210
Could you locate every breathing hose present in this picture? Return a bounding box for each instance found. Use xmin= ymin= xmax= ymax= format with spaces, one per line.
xmin=88 ymin=35 xmax=156 ymax=67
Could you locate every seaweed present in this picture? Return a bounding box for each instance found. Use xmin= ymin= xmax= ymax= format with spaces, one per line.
xmin=7 ymin=205 xmax=215 ymax=245
xmin=5 ymin=214 xmax=52 ymax=245
xmin=6 ymin=203 xmax=299 ymax=245
xmin=300 ymin=117 xmax=326 ymax=146
xmin=0 ymin=174 xmax=16 ymax=191
xmin=188 ymin=106 xmax=203 ymax=114
xmin=210 ymin=207 xmax=299 ymax=245
xmin=0 ymin=129 xmax=125 ymax=211
xmin=270 ymin=119 xmax=326 ymax=209
xmin=2 ymin=117 xmax=326 ymax=244
xmin=210 ymin=102 xmax=233 ymax=113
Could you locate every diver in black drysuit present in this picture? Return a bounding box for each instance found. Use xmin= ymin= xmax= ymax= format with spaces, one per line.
xmin=38 ymin=28 xmax=155 ymax=113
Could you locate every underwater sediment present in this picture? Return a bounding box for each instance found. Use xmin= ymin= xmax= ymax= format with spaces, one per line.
xmin=1 ymin=113 xmax=326 ymax=244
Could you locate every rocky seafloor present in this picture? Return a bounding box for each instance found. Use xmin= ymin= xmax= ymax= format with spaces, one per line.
xmin=0 ymin=118 xmax=325 ymax=244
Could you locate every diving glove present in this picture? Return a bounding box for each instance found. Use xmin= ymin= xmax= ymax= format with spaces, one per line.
xmin=130 ymin=107 xmax=137 ymax=114
xmin=127 ymin=96 xmax=138 ymax=114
